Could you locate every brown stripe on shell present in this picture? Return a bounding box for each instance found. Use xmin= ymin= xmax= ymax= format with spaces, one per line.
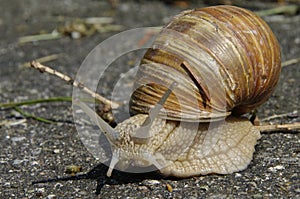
xmin=141 ymin=48 xmax=184 ymax=72
xmin=166 ymin=9 xmax=244 ymax=109
xmin=130 ymin=5 xmax=281 ymax=121
xmin=196 ymin=7 xmax=255 ymax=103
xmin=207 ymin=6 xmax=281 ymax=113
xmin=194 ymin=7 xmax=261 ymax=106
xmin=216 ymin=6 xmax=267 ymax=97
xmin=181 ymin=11 xmax=242 ymax=108
xmin=165 ymin=18 xmax=233 ymax=110
xmin=166 ymin=20 xmax=197 ymax=34
xmin=234 ymin=6 xmax=281 ymax=111
xmin=146 ymin=29 xmax=228 ymax=112
xmin=131 ymin=62 xmax=225 ymax=121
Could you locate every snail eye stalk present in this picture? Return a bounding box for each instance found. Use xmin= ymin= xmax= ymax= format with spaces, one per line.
xmin=132 ymin=81 xmax=177 ymax=144
xmin=74 ymin=99 xmax=119 ymax=143
xmin=74 ymin=99 xmax=121 ymax=177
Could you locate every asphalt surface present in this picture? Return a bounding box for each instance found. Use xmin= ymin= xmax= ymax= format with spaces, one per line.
xmin=0 ymin=0 xmax=299 ymax=198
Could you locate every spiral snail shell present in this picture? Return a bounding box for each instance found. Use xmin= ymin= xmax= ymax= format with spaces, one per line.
xmin=130 ymin=5 xmax=281 ymax=121
xmin=77 ymin=5 xmax=281 ymax=178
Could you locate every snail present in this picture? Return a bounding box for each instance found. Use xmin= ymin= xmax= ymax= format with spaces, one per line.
xmin=76 ymin=5 xmax=281 ymax=178
xmin=33 ymin=5 xmax=282 ymax=178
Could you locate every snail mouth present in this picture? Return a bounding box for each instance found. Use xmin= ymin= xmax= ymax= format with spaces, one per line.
xmin=107 ymin=149 xmax=168 ymax=176
xmin=75 ymin=81 xmax=176 ymax=177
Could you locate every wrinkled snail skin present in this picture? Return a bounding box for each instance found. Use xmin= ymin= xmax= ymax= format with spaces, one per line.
xmin=77 ymin=5 xmax=281 ymax=178
xmin=113 ymin=115 xmax=261 ymax=178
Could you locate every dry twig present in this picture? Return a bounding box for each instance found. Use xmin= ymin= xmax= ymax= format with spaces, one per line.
xmin=257 ymin=122 xmax=300 ymax=133
xmin=18 ymin=31 xmax=62 ymax=44
xmin=30 ymin=61 xmax=120 ymax=109
xmin=260 ymin=111 xmax=298 ymax=122
xmin=28 ymin=57 xmax=300 ymax=130
xmin=21 ymin=53 xmax=64 ymax=68
xmin=282 ymin=56 xmax=300 ymax=67
xmin=255 ymin=5 xmax=299 ymax=17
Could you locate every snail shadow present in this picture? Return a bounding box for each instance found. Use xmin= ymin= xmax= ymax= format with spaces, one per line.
xmin=32 ymin=162 xmax=165 ymax=195
xmin=87 ymin=163 xmax=165 ymax=194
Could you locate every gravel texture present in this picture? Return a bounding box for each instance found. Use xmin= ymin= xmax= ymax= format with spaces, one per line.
xmin=0 ymin=0 xmax=299 ymax=198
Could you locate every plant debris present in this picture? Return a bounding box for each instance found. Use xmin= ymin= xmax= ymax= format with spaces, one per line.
xmin=18 ymin=17 xmax=123 ymax=43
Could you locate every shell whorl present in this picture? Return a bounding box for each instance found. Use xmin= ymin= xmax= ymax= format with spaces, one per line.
xmin=130 ymin=5 xmax=281 ymax=121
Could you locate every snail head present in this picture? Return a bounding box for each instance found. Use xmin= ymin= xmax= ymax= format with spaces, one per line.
xmin=74 ymin=82 xmax=177 ymax=177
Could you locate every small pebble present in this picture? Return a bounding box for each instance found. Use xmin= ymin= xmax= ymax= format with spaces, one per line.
xmin=65 ymin=165 xmax=82 ymax=175
xmin=11 ymin=136 xmax=26 ymax=142
xmin=199 ymin=185 xmax=209 ymax=191
xmin=54 ymin=182 xmax=63 ymax=189
xmin=36 ymin=188 xmax=45 ymax=197
xmin=31 ymin=161 xmax=39 ymax=166
xmin=13 ymin=159 xmax=24 ymax=166
xmin=46 ymin=194 xmax=57 ymax=199
xmin=166 ymin=183 xmax=173 ymax=192
xmin=27 ymin=189 xmax=35 ymax=193
xmin=253 ymin=194 xmax=263 ymax=199
xmin=53 ymin=149 xmax=60 ymax=154
xmin=78 ymin=190 xmax=88 ymax=196
xmin=4 ymin=182 xmax=11 ymax=187
xmin=71 ymin=31 xmax=81 ymax=39
xmin=138 ymin=185 xmax=149 ymax=192
xmin=268 ymin=165 xmax=285 ymax=172
xmin=0 ymin=160 xmax=8 ymax=164
xmin=32 ymin=148 xmax=42 ymax=156
xmin=145 ymin=179 xmax=160 ymax=185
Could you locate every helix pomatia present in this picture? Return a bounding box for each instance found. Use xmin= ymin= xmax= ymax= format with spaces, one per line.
xmin=76 ymin=5 xmax=281 ymax=178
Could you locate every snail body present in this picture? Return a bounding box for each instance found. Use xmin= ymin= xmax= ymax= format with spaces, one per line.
xmin=77 ymin=5 xmax=281 ymax=177
xmin=113 ymin=114 xmax=260 ymax=177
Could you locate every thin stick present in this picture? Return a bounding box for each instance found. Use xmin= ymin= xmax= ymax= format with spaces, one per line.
xmin=14 ymin=107 xmax=55 ymax=124
xmin=257 ymin=122 xmax=300 ymax=133
xmin=281 ymin=56 xmax=300 ymax=67
xmin=30 ymin=61 xmax=120 ymax=109
xmin=255 ymin=5 xmax=298 ymax=17
xmin=260 ymin=111 xmax=298 ymax=122
xmin=0 ymin=97 xmax=104 ymax=109
xmin=19 ymin=32 xmax=62 ymax=44
xmin=0 ymin=119 xmax=27 ymax=127
xmin=0 ymin=97 xmax=72 ymax=109
xmin=21 ymin=53 xmax=65 ymax=68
